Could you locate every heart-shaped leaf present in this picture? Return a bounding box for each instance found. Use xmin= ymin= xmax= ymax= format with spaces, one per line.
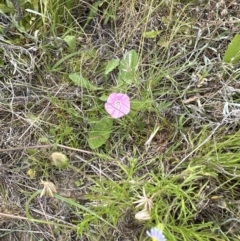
xmin=105 ymin=59 xmax=120 ymax=75
xmin=87 ymin=118 xmax=113 ymax=149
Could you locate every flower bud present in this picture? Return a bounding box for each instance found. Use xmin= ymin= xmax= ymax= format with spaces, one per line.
xmin=27 ymin=168 xmax=36 ymax=178
xmin=40 ymin=180 xmax=57 ymax=197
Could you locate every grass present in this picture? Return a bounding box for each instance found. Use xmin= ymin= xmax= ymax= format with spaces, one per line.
xmin=1 ymin=0 xmax=240 ymax=240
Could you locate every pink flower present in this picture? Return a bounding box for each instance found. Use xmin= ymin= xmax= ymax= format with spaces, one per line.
xmin=105 ymin=93 xmax=130 ymax=119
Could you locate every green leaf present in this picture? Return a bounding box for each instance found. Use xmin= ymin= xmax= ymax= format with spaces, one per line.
xmin=51 ymin=52 xmax=79 ymax=71
xmin=69 ymin=73 xmax=97 ymax=90
xmin=99 ymin=94 xmax=108 ymax=101
xmin=0 ymin=4 xmax=15 ymax=14
xmin=63 ymin=35 xmax=76 ymax=52
xmin=131 ymin=100 xmax=151 ymax=111
xmin=84 ymin=1 xmax=102 ymax=29
xmin=88 ymin=118 xmax=113 ymax=149
xmin=223 ymin=34 xmax=240 ymax=64
xmin=104 ymin=59 xmax=119 ymax=75
xmin=143 ymin=30 xmax=161 ymax=38
xmin=118 ymin=49 xmax=138 ymax=84
xmin=157 ymin=36 xmax=170 ymax=48
xmin=32 ymin=0 xmax=39 ymax=11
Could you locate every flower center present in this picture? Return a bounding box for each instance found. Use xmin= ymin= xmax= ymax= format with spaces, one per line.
xmin=115 ymin=101 xmax=121 ymax=107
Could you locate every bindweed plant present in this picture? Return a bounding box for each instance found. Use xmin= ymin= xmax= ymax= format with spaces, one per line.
xmin=68 ymin=49 xmax=145 ymax=149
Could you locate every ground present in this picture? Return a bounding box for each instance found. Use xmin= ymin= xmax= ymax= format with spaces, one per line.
xmin=1 ymin=0 xmax=240 ymax=240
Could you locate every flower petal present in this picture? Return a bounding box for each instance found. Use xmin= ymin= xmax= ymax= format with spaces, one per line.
xmin=146 ymin=228 xmax=166 ymax=241
xmin=105 ymin=102 xmax=125 ymax=118
xmin=105 ymin=93 xmax=130 ymax=118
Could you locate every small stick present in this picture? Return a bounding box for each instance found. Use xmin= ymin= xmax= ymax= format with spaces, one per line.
xmin=0 ymin=144 xmax=94 ymax=155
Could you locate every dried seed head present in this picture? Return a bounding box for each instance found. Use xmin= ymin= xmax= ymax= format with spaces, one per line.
xmin=40 ymin=180 xmax=57 ymax=197
xmin=133 ymin=188 xmax=154 ymax=211
xmin=50 ymin=152 xmax=69 ymax=168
